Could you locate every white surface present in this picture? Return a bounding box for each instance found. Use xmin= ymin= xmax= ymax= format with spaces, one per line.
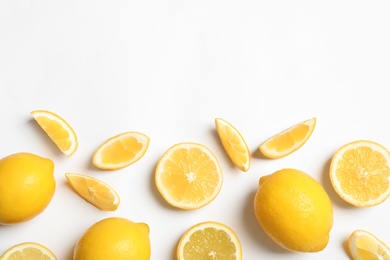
xmin=1 ymin=1 xmax=390 ymax=259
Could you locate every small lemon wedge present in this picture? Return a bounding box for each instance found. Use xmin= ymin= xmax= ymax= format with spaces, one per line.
xmin=259 ymin=117 xmax=316 ymax=159
xmin=31 ymin=110 xmax=78 ymax=157
xmin=215 ymin=118 xmax=250 ymax=172
xmin=348 ymin=230 xmax=390 ymax=260
xmin=92 ymin=131 xmax=149 ymax=170
xmin=66 ymin=173 xmax=120 ymax=211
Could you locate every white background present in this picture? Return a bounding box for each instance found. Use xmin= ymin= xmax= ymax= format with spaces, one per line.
xmin=1 ymin=0 xmax=390 ymax=259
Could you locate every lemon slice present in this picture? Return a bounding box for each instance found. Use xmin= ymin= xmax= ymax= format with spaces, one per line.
xmin=0 ymin=242 xmax=57 ymax=260
xmin=329 ymin=140 xmax=390 ymax=207
xmin=155 ymin=142 xmax=223 ymax=210
xmin=215 ymin=118 xmax=250 ymax=172
xmin=66 ymin=173 xmax=120 ymax=211
xmin=348 ymin=230 xmax=390 ymax=260
xmin=92 ymin=131 xmax=150 ymax=170
xmin=31 ymin=110 xmax=78 ymax=157
xmin=177 ymin=221 xmax=242 ymax=260
xmin=259 ymin=117 xmax=316 ymax=159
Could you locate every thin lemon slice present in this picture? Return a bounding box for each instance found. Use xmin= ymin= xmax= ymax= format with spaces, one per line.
xmin=329 ymin=140 xmax=390 ymax=207
xmin=0 ymin=242 xmax=57 ymax=260
xmin=92 ymin=131 xmax=150 ymax=170
xmin=348 ymin=230 xmax=390 ymax=260
xmin=215 ymin=118 xmax=250 ymax=172
xmin=177 ymin=221 xmax=242 ymax=260
xmin=259 ymin=117 xmax=316 ymax=159
xmin=31 ymin=110 xmax=78 ymax=157
xmin=155 ymin=142 xmax=223 ymax=210
xmin=66 ymin=173 xmax=120 ymax=211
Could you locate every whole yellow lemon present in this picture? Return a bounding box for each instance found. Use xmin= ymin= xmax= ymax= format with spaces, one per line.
xmin=74 ymin=217 xmax=151 ymax=260
xmin=0 ymin=152 xmax=55 ymax=225
xmin=254 ymin=168 xmax=333 ymax=252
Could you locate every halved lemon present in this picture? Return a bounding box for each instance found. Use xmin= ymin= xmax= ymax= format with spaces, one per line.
xmin=0 ymin=242 xmax=57 ymax=260
xmin=215 ymin=118 xmax=250 ymax=172
xmin=155 ymin=142 xmax=223 ymax=210
xmin=31 ymin=110 xmax=78 ymax=157
xmin=329 ymin=140 xmax=390 ymax=207
xmin=66 ymin=173 xmax=120 ymax=211
xmin=348 ymin=230 xmax=390 ymax=260
xmin=177 ymin=221 xmax=242 ymax=260
xmin=92 ymin=131 xmax=149 ymax=170
xmin=259 ymin=117 xmax=316 ymax=159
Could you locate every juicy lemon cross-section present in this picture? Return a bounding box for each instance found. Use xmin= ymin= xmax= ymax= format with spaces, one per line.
xmin=348 ymin=230 xmax=390 ymax=260
xmin=155 ymin=142 xmax=223 ymax=210
xmin=177 ymin=221 xmax=242 ymax=260
xmin=259 ymin=117 xmax=316 ymax=159
xmin=92 ymin=131 xmax=150 ymax=170
xmin=329 ymin=140 xmax=390 ymax=207
xmin=0 ymin=242 xmax=57 ymax=260
xmin=66 ymin=173 xmax=120 ymax=211
xmin=31 ymin=110 xmax=78 ymax=157
xmin=215 ymin=118 xmax=250 ymax=172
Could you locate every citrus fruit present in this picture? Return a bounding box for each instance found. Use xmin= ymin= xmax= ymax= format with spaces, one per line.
xmin=259 ymin=117 xmax=316 ymax=159
xmin=254 ymin=168 xmax=333 ymax=252
xmin=215 ymin=118 xmax=250 ymax=172
xmin=329 ymin=140 xmax=390 ymax=207
xmin=0 ymin=153 xmax=55 ymax=224
xmin=155 ymin=142 xmax=223 ymax=210
xmin=73 ymin=217 xmax=150 ymax=260
xmin=31 ymin=110 xmax=78 ymax=157
xmin=65 ymin=173 xmax=120 ymax=211
xmin=0 ymin=242 xmax=57 ymax=260
xmin=348 ymin=230 xmax=390 ymax=260
xmin=92 ymin=131 xmax=150 ymax=170
xmin=177 ymin=221 xmax=242 ymax=260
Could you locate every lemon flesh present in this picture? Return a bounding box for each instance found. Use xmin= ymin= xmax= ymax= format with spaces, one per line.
xmin=177 ymin=221 xmax=242 ymax=260
xmin=31 ymin=110 xmax=78 ymax=157
xmin=0 ymin=242 xmax=58 ymax=260
xmin=254 ymin=168 xmax=333 ymax=252
xmin=348 ymin=230 xmax=390 ymax=260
